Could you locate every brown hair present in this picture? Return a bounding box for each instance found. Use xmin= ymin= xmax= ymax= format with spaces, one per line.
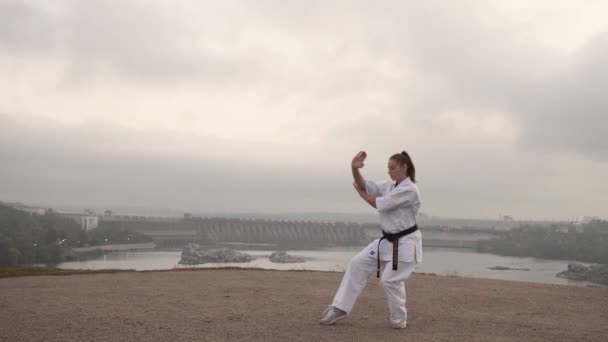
xmin=390 ymin=151 xmax=416 ymax=183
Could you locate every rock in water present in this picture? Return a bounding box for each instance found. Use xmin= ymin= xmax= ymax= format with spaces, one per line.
xmin=269 ymin=251 xmax=305 ymax=263
xmin=179 ymin=243 xmax=255 ymax=265
xmin=557 ymin=263 xmax=608 ymax=285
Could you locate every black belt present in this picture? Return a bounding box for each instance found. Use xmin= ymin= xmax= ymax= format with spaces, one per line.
xmin=376 ymin=225 xmax=418 ymax=278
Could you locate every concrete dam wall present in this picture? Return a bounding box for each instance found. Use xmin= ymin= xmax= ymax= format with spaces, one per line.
xmin=99 ymin=217 xmax=373 ymax=247
xmin=98 ymin=216 xmax=498 ymax=248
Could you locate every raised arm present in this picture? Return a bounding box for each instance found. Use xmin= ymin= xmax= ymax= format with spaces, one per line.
xmin=351 ymin=151 xmax=367 ymax=191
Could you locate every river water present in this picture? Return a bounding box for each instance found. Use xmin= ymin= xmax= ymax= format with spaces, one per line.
xmin=56 ymin=247 xmax=603 ymax=287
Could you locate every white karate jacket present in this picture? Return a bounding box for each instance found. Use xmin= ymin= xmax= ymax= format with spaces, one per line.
xmin=363 ymin=177 xmax=423 ymax=263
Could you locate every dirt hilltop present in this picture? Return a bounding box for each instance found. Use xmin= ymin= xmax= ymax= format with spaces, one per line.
xmin=1 ymin=269 xmax=607 ymax=342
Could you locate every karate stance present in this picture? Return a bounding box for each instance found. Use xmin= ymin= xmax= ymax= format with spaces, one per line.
xmin=320 ymin=150 xmax=422 ymax=329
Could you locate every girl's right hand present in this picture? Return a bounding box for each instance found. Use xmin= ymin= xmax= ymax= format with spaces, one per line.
xmin=351 ymin=151 xmax=367 ymax=169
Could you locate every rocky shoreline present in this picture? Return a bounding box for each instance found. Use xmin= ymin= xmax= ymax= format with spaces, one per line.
xmin=178 ymin=244 xmax=309 ymax=265
xmin=557 ymin=263 xmax=608 ymax=286
xmin=269 ymin=251 xmax=305 ymax=263
xmin=179 ymin=243 xmax=255 ymax=265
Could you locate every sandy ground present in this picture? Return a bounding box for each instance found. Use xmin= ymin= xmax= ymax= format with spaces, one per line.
xmin=1 ymin=269 xmax=607 ymax=342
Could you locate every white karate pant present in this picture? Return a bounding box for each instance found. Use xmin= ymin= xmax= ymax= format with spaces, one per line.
xmin=331 ymin=248 xmax=416 ymax=325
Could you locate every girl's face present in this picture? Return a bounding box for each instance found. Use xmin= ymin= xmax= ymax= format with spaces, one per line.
xmin=387 ymin=159 xmax=408 ymax=181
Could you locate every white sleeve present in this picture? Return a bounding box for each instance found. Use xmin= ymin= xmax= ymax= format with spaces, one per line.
xmin=376 ymin=188 xmax=418 ymax=213
xmin=365 ymin=180 xmax=387 ymax=197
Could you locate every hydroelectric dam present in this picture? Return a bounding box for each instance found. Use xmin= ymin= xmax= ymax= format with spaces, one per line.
xmin=98 ymin=215 xmax=498 ymax=249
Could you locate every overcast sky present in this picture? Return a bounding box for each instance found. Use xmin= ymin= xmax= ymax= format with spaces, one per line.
xmin=1 ymin=0 xmax=607 ymax=220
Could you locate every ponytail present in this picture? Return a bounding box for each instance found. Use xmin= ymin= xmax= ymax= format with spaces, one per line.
xmin=390 ymin=151 xmax=416 ymax=183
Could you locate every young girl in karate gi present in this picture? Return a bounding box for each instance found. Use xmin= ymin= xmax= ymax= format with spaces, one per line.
xmin=320 ymin=150 xmax=422 ymax=329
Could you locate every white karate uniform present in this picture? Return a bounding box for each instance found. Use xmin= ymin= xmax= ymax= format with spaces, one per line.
xmin=332 ymin=177 xmax=422 ymax=325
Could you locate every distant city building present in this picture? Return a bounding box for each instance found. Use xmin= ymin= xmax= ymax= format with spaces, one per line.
xmin=60 ymin=211 xmax=99 ymax=231
xmin=583 ymin=216 xmax=601 ymax=223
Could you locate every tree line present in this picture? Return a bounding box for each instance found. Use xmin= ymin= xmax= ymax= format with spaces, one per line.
xmin=0 ymin=204 xmax=150 ymax=266
xmin=477 ymin=220 xmax=608 ymax=264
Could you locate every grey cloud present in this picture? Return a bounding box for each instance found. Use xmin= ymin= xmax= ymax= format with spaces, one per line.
xmin=250 ymin=1 xmax=547 ymax=103
xmin=0 ymin=114 xmax=357 ymax=213
xmin=2 ymin=113 xmax=607 ymax=219
xmin=1 ymin=1 xmax=607 ymax=219
xmin=338 ymin=2 xmax=607 ymax=162
xmin=0 ymin=0 xmax=266 ymax=84
xmin=513 ymin=33 xmax=608 ymax=161
xmin=63 ymin=1 xmax=250 ymax=84
xmin=0 ymin=1 xmax=58 ymax=52
xmin=380 ymin=4 xmax=607 ymax=162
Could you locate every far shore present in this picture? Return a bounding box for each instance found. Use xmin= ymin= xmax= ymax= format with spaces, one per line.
xmin=70 ymin=242 xmax=157 ymax=253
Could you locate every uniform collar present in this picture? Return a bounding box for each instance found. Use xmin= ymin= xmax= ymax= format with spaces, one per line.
xmin=394 ymin=177 xmax=412 ymax=188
